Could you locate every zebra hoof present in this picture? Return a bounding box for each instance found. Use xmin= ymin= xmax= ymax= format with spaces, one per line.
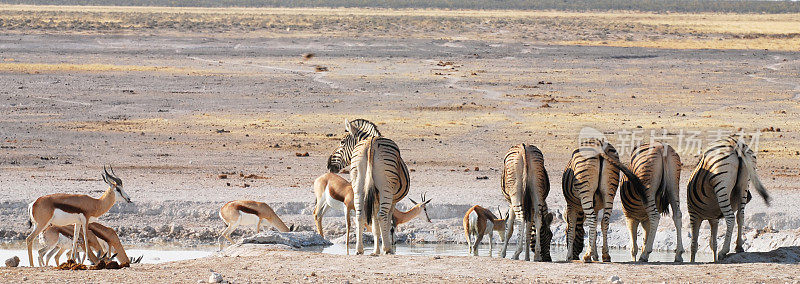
xmin=602 ymin=254 xmax=611 ymax=262
xmin=674 ymin=255 xmax=683 ymax=263
xmin=637 ymin=256 xmax=649 ymax=263
xmin=735 ymin=246 xmax=745 ymax=253
xmin=582 ymin=254 xmax=593 ymax=263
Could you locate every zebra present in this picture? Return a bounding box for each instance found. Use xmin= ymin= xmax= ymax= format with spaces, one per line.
xmin=562 ymin=139 xmax=648 ymax=262
xmin=326 ymin=119 xmax=381 ymax=173
xmin=687 ymin=136 xmax=770 ymax=262
xmin=620 ymin=142 xmax=684 ymax=262
xmin=327 ymin=119 xmax=409 ymax=255
xmin=499 ymin=144 xmax=551 ymax=261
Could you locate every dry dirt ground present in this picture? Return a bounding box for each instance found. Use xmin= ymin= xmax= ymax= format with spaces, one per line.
xmin=2 ymin=248 xmax=800 ymax=283
xmin=1 ymin=5 xmax=800 ymax=282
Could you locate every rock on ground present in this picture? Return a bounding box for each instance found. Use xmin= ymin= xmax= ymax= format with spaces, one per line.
xmin=240 ymin=231 xmax=331 ymax=248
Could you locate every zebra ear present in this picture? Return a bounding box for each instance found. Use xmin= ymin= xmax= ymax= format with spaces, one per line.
xmin=344 ymin=119 xmax=352 ymax=133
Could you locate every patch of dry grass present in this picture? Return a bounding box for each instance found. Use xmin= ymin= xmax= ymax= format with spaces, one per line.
xmin=1 ymin=5 xmax=799 ymax=50
xmin=0 ymin=62 xmax=207 ymax=74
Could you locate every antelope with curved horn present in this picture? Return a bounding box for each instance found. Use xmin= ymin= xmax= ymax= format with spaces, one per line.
xmin=218 ymin=200 xmax=294 ymax=250
xmin=463 ymin=205 xmax=508 ymax=257
xmin=313 ymin=172 xmax=432 ymax=254
xmin=26 ymin=166 xmax=132 ymax=267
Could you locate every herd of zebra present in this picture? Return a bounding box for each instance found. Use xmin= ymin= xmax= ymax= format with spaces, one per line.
xmin=22 ymin=118 xmax=770 ymax=268
xmin=321 ymin=119 xmax=770 ymax=263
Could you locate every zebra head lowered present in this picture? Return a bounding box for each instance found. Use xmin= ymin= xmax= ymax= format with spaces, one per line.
xmin=327 ymin=119 xmax=381 ymax=173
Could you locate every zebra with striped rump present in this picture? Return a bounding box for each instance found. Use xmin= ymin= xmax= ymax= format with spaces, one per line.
xmin=499 ymin=144 xmax=551 ymax=261
xmin=687 ymin=136 xmax=770 ymax=262
xmin=620 ymin=142 xmax=684 ymax=262
xmin=562 ymin=139 xmax=648 ymax=262
xmin=327 ymin=119 xmax=410 ymax=255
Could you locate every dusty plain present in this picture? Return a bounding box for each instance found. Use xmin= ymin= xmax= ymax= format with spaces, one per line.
xmin=1 ymin=5 xmax=800 ymax=283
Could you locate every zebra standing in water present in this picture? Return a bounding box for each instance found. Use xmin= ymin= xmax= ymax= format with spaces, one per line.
xmin=562 ymin=139 xmax=648 ymax=262
xmin=499 ymin=144 xmax=551 ymax=261
xmin=327 ymin=119 xmax=410 ymax=255
xmin=620 ymin=142 xmax=684 ymax=262
xmin=687 ymin=136 xmax=770 ymax=262
xmin=528 ymin=212 xmax=554 ymax=261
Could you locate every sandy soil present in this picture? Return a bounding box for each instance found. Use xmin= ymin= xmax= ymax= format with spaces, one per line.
xmin=1 ymin=5 xmax=800 ymax=282
xmin=2 ymin=248 xmax=800 ymax=283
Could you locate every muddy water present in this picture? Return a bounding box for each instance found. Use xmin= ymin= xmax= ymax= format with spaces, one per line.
xmin=0 ymin=246 xmax=214 ymax=267
xmin=302 ymin=243 xmax=715 ymax=263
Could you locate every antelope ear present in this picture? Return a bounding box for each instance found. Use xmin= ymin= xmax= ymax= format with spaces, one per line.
xmin=408 ymin=198 xmax=417 ymax=205
xmin=344 ymin=119 xmax=352 ymax=133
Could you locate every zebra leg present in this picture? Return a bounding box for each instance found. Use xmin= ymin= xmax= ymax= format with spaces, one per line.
xmin=500 ymin=210 xmax=516 ymax=258
xmin=626 ymin=218 xmax=639 ymax=261
xmin=672 ymin=201 xmax=685 ymax=262
xmin=735 ymin=206 xmax=745 ymax=253
xmin=689 ymin=215 xmax=702 ymax=262
xmin=377 ymin=193 xmax=394 ymax=255
xmin=718 ymin=209 xmax=736 ymax=261
xmin=564 ymin=208 xmax=578 ymax=261
xmin=533 ymin=210 xmax=542 ymax=262
xmin=640 ymin=214 xmax=659 ymax=262
xmin=519 ymin=219 xmax=531 ymax=261
xmin=709 ymin=218 xmax=719 ymax=262
xmin=582 ymin=208 xmax=598 ymax=263
xmin=600 ymin=208 xmax=612 ymax=262
xmin=370 ymin=216 xmax=381 ymax=256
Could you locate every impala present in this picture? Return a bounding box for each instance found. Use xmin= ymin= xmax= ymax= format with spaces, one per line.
xmin=26 ymin=166 xmax=131 ymax=267
xmin=217 ymin=200 xmax=294 ymax=250
xmin=313 ymin=172 xmax=432 ymax=254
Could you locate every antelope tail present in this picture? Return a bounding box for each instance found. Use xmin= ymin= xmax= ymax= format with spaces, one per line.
xmin=599 ymin=150 xmax=648 ymax=205
xmin=736 ymin=143 xmax=770 ymax=206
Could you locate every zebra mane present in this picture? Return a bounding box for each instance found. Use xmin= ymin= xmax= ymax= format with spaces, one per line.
xmin=347 ymin=119 xmax=381 ymax=137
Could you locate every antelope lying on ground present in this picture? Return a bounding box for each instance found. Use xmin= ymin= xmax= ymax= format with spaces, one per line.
xmin=464 ymin=205 xmax=508 ymax=257
xmin=218 ymin=200 xmax=294 ymax=250
xmin=313 ymin=173 xmax=432 ymax=254
xmin=38 ymin=222 xmax=140 ymax=267
xmin=26 ymin=166 xmax=132 ymax=267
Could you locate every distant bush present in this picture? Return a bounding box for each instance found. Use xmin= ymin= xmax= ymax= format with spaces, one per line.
xmin=1 ymin=0 xmax=800 ymax=14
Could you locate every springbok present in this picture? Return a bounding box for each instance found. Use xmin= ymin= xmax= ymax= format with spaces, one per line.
xmin=217 ymin=200 xmax=294 ymax=250
xmin=313 ymin=173 xmax=432 ymax=254
xmin=38 ymin=222 xmax=139 ymax=267
xmin=26 ymin=166 xmax=131 ymax=267
xmin=463 ymin=205 xmax=508 ymax=257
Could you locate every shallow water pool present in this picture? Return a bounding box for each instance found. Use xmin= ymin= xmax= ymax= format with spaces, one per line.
xmin=0 ymin=246 xmax=215 ymax=267
xmin=302 ymin=242 xmax=714 ymax=263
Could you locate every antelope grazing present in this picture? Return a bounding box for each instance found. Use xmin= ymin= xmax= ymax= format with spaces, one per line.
xmin=313 ymin=173 xmax=431 ymax=254
xmin=463 ymin=205 xmax=507 ymax=257
xmin=687 ymin=136 xmax=770 ymax=262
xmin=26 ymin=166 xmax=131 ymax=267
xmin=218 ymin=200 xmax=293 ymax=250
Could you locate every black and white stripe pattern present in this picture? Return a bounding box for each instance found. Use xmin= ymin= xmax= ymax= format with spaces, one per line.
xmin=687 ymin=136 xmax=770 ymax=262
xmin=499 ymin=144 xmax=551 ymax=261
xmin=562 ymin=139 xmax=647 ymax=262
xmin=620 ymin=142 xmax=684 ymax=262
xmin=328 ymin=119 xmax=409 ymax=255
xmin=327 ymin=119 xmax=382 ymax=173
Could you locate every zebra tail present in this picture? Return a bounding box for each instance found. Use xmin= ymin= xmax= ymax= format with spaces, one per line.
xmin=521 ymin=144 xmax=532 ymax=223
xmin=657 ymin=150 xmax=671 ymax=216
xmin=736 ymin=144 xmax=770 ymax=206
xmin=364 ymin=138 xmax=378 ymax=224
xmin=599 ymin=151 xmax=648 ymax=205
